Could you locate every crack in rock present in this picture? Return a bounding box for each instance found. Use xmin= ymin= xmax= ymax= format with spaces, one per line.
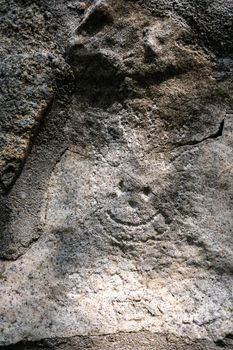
xmin=174 ymin=120 xmax=225 ymax=148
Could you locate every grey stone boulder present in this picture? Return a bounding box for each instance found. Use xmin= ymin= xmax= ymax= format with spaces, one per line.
xmin=0 ymin=0 xmax=232 ymax=348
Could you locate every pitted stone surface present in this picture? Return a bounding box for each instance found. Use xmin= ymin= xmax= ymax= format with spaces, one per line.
xmin=0 ymin=0 xmax=232 ymax=347
xmin=0 ymin=0 xmax=73 ymax=192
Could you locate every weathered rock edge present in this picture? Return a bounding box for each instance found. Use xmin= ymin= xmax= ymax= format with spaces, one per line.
xmin=1 ymin=331 xmax=233 ymax=350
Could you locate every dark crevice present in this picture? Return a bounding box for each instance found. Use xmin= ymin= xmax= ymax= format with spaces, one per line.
xmin=133 ymin=65 xmax=189 ymax=87
xmin=175 ymin=120 xmax=224 ymax=148
xmin=76 ymin=2 xmax=113 ymax=35
xmin=225 ymin=333 xmax=233 ymax=340
xmin=215 ymin=339 xmax=226 ymax=348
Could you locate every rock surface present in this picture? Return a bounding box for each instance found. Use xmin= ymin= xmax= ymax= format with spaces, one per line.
xmin=0 ymin=0 xmax=72 ymax=192
xmin=2 ymin=332 xmax=233 ymax=350
xmin=0 ymin=0 xmax=233 ymax=348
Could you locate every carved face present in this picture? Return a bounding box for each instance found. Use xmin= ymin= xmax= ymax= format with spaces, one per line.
xmin=39 ymin=0 xmax=233 ymax=340
xmin=43 ymin=148 xmax=172 ymax=237
xmin=42 ymin=0 xmax=231 ymax=269
xmin=0 ymin=0 xmax=232 ymax=345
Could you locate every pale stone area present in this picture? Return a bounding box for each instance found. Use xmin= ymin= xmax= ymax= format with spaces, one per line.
xmin=0 ymin=0 xmax=233 ymax=347
xmin=1 ymin=116 xmax=232 ymax=345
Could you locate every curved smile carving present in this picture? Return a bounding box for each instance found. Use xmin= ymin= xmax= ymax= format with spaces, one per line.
xmin=106 ymin=210 xmax=158 ymax=227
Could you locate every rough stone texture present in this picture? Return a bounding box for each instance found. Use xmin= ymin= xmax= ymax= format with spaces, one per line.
xmin=0 ymin=0 xmax=73 ymax=192
xmin=1 ymin=332 xmax=233 ymax=350
xmin=0 ymin=0 xmax=233 ymax=348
